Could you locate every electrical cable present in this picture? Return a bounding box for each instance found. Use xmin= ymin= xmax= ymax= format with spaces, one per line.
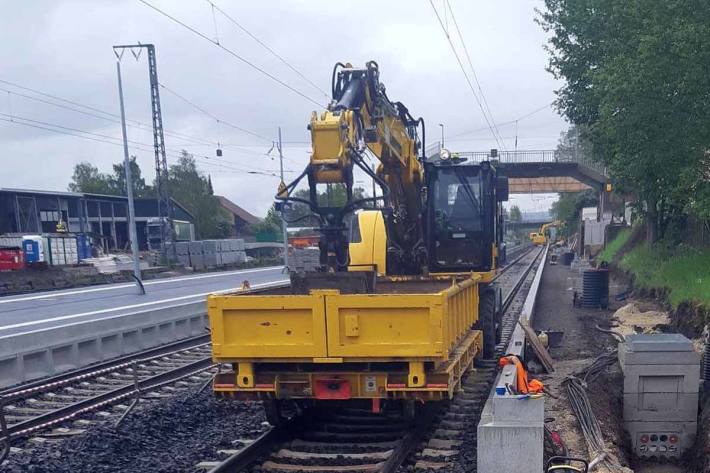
xmin=206 ymin=0 xmax=329 ymax=99
xmin=137 ymin=0 xmax=323 ymax=108
xmin=445 ymin=0 xmax=505 ymax=147
xmin=428 ymin=0 xmax=505 ymax=151
xmin=157 ymin=82 xmax=272 ymax=143
xmin=449 ymin=102 xmax=554 ymax=139
xmin=0 ymin=80 xmax=232 ymax=147
xmin=0 ymin=116 xmax=284 ymax=177
xmin=562 ymin=350 xmax=632 ymax=472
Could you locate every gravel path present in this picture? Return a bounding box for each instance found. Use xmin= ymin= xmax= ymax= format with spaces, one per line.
xmin=4 ymin=390 xmax=267 ymax=472
xmin=534 ymin=262 xmax=633 ymax=472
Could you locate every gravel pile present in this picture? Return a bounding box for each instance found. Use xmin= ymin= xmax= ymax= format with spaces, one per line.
xmin=5 ymin=391 xmax=266 ymax=472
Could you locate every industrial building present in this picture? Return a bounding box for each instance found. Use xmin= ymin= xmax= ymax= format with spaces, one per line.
xmin=216 ymin=195 xmax=260 ymax=238
xmin=0 ymin=188 xmax=195 ymax=251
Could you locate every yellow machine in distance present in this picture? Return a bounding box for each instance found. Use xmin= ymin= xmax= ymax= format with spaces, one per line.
xmin=531 ymin=220 xmax=563 ymax=245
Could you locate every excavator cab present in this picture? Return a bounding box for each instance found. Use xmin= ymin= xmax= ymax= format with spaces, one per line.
xmin=425 ymin=157 xmax=508 ymax=274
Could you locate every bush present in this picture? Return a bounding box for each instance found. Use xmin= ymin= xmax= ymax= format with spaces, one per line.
xmin=620 ymin=243 xmax=710 ymax=308
xmin=598 ymin=228 xmax=632 ymax=263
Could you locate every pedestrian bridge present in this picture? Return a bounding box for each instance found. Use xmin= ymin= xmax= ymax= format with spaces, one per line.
xmin=429 ymin=147 xmax=607 ymax=194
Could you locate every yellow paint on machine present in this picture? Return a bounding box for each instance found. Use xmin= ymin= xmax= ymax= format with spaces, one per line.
xmin=208 ymin=275 xmax=481 ymax=363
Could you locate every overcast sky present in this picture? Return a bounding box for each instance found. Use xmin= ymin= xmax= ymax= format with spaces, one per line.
xmin=0 ymin=0 xmax=568 ymax=216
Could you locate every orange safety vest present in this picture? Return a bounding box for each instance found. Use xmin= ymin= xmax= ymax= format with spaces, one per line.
xmin=498 ymin=355 xmax=544 ymax=394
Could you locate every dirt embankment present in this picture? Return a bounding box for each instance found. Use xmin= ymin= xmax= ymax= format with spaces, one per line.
xmin=534 ymin=263 xmax=633 ymax=472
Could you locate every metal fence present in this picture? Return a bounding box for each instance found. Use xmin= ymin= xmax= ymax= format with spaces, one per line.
xmin=425 ymin=143 xmax=606 ymax=176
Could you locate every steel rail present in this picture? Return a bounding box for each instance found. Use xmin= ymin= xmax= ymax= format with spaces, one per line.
xmin=493 ymin=244 xmax=536 ymax=281
xmin=203 ymin=253 xmax=542 ymax=473
xmin=208 ymin=417 xmax=301 ymax=473
xmin=500 ymin=246 xmax=543 ymax=315
xmin=0 ymin=333 xmax=211 ymax=399
xmin=0 ymin=356 xmax=213 ymax=442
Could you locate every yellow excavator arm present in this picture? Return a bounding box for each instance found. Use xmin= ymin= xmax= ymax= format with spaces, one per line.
xmin=278 ymin=61 xmax=426 ymax=273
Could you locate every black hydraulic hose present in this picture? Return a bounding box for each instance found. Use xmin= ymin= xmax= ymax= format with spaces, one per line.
xmin=331 ymin=62 xmax=346 ymax=99
xmin=417 ymin=117 xmax=426 ymax=161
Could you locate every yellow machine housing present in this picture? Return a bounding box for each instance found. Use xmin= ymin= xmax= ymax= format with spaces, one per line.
xmin=210 ymin=274 xmax=482 ymax=401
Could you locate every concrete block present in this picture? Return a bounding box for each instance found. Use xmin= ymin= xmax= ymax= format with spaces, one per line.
xmin=202 ymin=240 xmax=217 ymax=254
xmin=188 ymin=241 xmax=203 ymax=255
xmin=619 ymin=342 xmax=700 ymax=366
xmin=622 ymin=364 xmax=700 ymax=394
xmin=625 ymin=333 xmax=694 ymax=353
xmin=175 ymin=241 xmax=190 ymax=256
xmin=190 ymin=253 xmax=205 ymax=270
xmin=101 ymin=334 xmax=121 ymax=359
xmin=626 ymin=420 xmax=697 ymax=457
xmin=204 ymin=253 xmax=218 ymax=268
xmin=222 ymin=252 xmax=236 ymax=265
xmin=177 ymin=254 xmax=190 ymax=267
xmin=478 ymin=395 xmax=544 ymax=473
xmin=51 ymin=345 xmax=77 ymax=372
xmin=623 ymin=392 xmax=699 ymax=422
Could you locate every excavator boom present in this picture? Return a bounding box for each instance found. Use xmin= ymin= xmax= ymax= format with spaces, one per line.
xmin=278 ymin=61 xmax=426 ymax=274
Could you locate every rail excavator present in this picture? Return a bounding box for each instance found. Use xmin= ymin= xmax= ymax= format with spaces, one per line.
xmin=531 ymin=220 xmax=563 ymax=246
xmin=208 ymin=61 xmax=509 ymax=423
xmin=278 ymin=60 xmax=508 ymax=277
xmin=276 ymin=60 xmax=509 ymax=348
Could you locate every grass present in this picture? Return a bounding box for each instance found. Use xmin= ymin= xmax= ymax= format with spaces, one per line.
xmin=598 ymin=228 xmax=633 ymax=263
xmin=619 ymin=242 xmax=710 ymax=308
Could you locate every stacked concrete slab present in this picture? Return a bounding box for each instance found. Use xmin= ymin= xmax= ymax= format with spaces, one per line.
xmin=619 ymin=333 xmax=700 ymax=458
xmin=175 ymin=239 xmax=247 ymax=270
xmin=175 ymin=241 xmax=190 ymax=267
xmin=188 ymin=241 xmax=205 ymax=270
xmin=288 ymin=248 xmax=320 ymax=272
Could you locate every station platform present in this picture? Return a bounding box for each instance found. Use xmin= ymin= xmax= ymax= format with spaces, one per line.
xmin=0 ymin=266 xmax=286 ymax=336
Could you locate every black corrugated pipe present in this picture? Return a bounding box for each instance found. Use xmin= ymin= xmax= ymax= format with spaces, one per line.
xmin=704 ymin=326 xmax=710 ymax=391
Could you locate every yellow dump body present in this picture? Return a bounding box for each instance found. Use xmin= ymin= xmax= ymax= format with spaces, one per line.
xmin=209 ymin=275 xmax=483 ymax=401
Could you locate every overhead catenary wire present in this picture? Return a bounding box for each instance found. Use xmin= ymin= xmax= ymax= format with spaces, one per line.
xmin=157 ymin=82 xmax=272 ymax=144
xmin=206 ymin=0 xmax=329 ymax=100
xmin=0 ymin=115 xmax=288 ymax=177
xmin=1 ymin=77 xmax=298 ymax=164
xmin=138 ymin=0 xmax=324 ymax=108
xmin=0 ymin=79 xmax=229 ymax=147
xmin=444 ymin=0 xmax=505 ymax=148
xmin=448 ymin=102 xmax=554 ymax=140
xmin=428 ymin=0 xmax=505 ymax=151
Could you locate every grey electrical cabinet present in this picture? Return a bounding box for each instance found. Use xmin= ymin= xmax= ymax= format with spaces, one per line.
xmin=619 ymin=333 xmax=700 ymax=458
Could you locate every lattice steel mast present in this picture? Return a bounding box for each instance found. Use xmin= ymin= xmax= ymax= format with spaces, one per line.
xmin=113 ymin=43 xmax=174 ymax=261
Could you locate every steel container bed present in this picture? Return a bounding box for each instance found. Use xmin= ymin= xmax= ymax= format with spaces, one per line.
xmin=209 ymin=274 xmax=483 ymax=401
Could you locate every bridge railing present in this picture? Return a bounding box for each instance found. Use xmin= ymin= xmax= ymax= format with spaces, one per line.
xmin=426 ymin=143 xmax=606 ymax=176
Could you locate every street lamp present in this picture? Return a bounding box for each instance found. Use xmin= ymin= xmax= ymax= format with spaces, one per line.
xmin=438 ymin=123 xmax=445 ymax=148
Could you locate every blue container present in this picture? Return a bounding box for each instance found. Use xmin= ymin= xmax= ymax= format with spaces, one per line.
xmin=76 ymin=233 xmax=91 ymax=260
xmin=22 ymin=236 xmax=44 ymax=263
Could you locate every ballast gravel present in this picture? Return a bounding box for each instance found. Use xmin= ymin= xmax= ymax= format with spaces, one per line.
xmin=4 ymin=390 xmax=267 ymax=472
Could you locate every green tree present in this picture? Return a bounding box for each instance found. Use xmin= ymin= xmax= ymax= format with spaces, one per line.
xmin=251 ymin=205 xmax=282 ymax=241
xmin=550 ymin=190 xmax=598 ymax=235
xmin=68 ymin=162 xmax=114 ymax=194
xmin=167 ymin=151 xmax=231 ymax=239
xmin=509 ymin=205 xmax=522 ymax=223
xmin=538 ymin=0 xmax=710 ymax=241
xmin=284 ymin=185 xmax=367 ymax=227
xmin=110 ymin=156 xmax=151 ymax=197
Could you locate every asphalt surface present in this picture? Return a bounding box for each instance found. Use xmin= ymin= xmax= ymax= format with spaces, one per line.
xmin=0 ymin=266 xmax=287 ymax=336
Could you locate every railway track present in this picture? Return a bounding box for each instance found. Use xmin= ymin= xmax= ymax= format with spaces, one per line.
xmin=201 ymin=247 xmax=544 ymax=473
xmin=0 ymin=334 xmax=216 ymax=461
